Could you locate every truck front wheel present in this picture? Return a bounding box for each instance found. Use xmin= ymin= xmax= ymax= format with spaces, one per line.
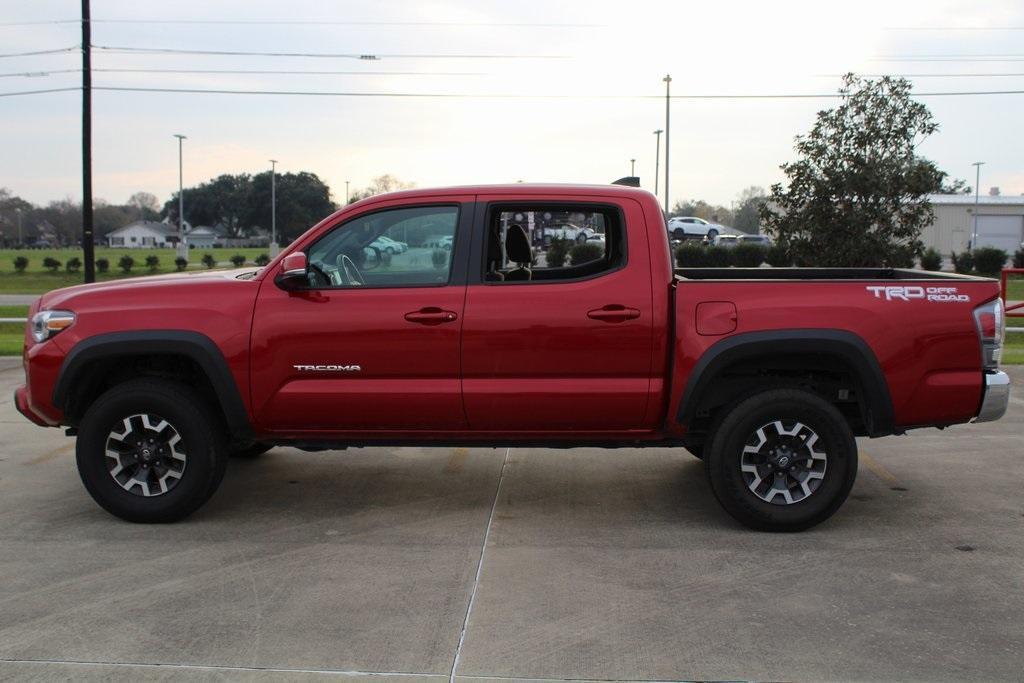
xmin=704 ymin=388 xmax=857 ymax=532
xmin=75 ymin=379 xmax=228 ymax=523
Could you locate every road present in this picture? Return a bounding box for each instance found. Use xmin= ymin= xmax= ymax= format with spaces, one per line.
xmin=0 ymin=359 xmax=1021 ymax=681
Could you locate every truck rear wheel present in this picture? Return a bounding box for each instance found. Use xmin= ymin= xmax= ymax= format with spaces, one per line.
xmin=75 ymin=379 xmax=228 ymax=523
xmin=704 ymin=388 xmax=857 ymax=532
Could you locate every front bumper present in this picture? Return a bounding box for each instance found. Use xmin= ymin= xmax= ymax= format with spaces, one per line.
xmin=974 ymin=371 xmax=1010 ymax=423
xmin=14 ymin=385 xmax=50 ymax=427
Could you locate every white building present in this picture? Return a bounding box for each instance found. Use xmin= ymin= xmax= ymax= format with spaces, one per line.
xmin=105 ymin=221 xmax=179 ymax=248
xmin=922 ymin=193 xmax=1024 ymax=255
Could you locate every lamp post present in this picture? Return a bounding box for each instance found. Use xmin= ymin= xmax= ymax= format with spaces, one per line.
xmin=173 ymin=134 xmax=187 ymax=260
xmin=971 ymin=161 xmax=985 ymax=250
xmin=269 ymin=159 xmax=279 ymax=256
xmin=630 ymin=158 xmax=636 ymax=176
xmin=15 ymin=207 xmax=22 ymax=246
xmin=653 ymin=129 xmax=663 ymax=193
xmin=662 ymin=74 xmax=672 ymax=214
xmin=345 ymin=180 xmax=350 ymax=205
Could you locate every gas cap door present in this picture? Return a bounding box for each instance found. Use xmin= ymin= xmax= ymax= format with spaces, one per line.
xmin=696 ymin=301 xmax=738 ymax=336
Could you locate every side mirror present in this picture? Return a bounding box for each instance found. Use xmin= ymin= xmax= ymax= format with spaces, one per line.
xmin=274 ymin=252 xmax=308 ymax=290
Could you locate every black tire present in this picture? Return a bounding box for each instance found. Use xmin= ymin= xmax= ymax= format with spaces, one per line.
xmin=706 ymin=229 xmax=719 ymax=240
xmin=231 ymin=443 xmax=273 ymax=459
xmin=672 ymin=228 xmax=686 ymax=240
xmin=704 ymin=388 xmax=857 ymax=532
xmin=76 ymin=379 xmax=228 ymax=523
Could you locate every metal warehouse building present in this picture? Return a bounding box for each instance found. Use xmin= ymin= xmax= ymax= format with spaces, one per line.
xmin=922 ymin=193 xmax=1024 ymax=254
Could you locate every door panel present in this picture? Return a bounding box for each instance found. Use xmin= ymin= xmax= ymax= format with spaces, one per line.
xmin=461 ymin=196 xmax=655 ymax=431
xmin=250 ymin=199 xmax=472 ymax=432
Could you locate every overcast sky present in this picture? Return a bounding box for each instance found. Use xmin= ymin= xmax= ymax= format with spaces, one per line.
xmin=2 ymin=0 xmax=1023 ymax=210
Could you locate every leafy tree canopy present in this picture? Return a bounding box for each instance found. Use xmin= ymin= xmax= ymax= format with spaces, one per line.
xmin=761 ymin=74 xmax=947 ymax=267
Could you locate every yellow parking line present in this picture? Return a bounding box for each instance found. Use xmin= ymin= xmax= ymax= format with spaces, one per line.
xmin=23 ymin=443 xmax=74 ymax=466
xmin=861 ymin=452 xmax=902 ymax=487
xmin=444 ymin=447 xmax=470 ymax=473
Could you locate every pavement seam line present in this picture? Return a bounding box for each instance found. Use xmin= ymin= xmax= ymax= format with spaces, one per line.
xmin=0 ymin=658 xmax=440 ymax=677
xmin=449 ymin=446 xmax=511 ymax=683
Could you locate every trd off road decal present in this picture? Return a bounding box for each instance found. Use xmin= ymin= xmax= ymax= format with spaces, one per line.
xmin=866 ymin=286 xmax=970 ymax=303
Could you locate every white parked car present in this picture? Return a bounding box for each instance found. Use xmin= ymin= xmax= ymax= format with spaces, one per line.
xmin=736 ymin=234 xmax=772 ymax=246
xmin=712 ymin=234 xmax=740 ymax=248
xmin=667 ymin=216 xmax=724 ymax=241
xmin=544 ymin=223 xmax=596 ymax=243
xmin=370 ymin=236 xmax=408 ymax=254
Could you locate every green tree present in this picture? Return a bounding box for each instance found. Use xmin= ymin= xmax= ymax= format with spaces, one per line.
xmin=761 ymin=74 xmax=946 ymax=267
xmin=348 ymin=174 xmax=414 ymax=203
xmin=247 ymin=171 xmax=336 ymax=242
xmin=732 ymin=186 xmax=766 ymax=234
xmin=164 ymin=174 xmax=253 ymax=237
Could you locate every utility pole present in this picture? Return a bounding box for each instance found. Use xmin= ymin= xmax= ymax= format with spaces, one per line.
xmin=81 ymin=0 xmax=95 ymax=282
xmin=173 ymin=134 xmax=187 ymax=260
xmin=653 ymin=129 xmax=662 ymax=193
xmin=662 ymin=74 xmax=672 ymax=214
xmin=269 ymin=159 xmax=279 ymax=255
xmin=630 ymin=158 xmax=636 ymax=176
xmin=971 ymin=161 xmax=985 ymax=250
xmin=345 ymin=180 xmax=350 ymax=204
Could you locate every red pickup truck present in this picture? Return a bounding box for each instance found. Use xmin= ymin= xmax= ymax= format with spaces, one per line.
xmin=15 ymin=183 xmax=1010 ymax=531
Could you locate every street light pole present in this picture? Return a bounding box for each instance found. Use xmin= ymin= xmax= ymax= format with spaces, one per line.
xmin=653 ymin=129 xmax=662 ymax=193
xmin=662 ymin=74 xmax=672 ymax=214
xmin=630 ymin=158 xmax=636 ymax=176
xmin=173 ymin=134 xmax=187 ymax=260
xmin=15 ymin=207 xmax=22 ymax=246
xmin=345 ymin=180 xmax=350 ymax=204
xmin=269 ymin=159 xmax=279 ymax=256
xmin=971 ymin=161 xmax=985 ymax=250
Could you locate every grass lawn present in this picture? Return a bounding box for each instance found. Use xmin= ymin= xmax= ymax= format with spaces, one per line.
xmin=0 ymin=247 xmax=269 ymax=294
xmin=1006 ymin=276 xmax=1023 ymax=301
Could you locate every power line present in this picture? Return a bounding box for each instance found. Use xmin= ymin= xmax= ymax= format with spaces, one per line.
xmin=0 ymin=46 xmax=79 ymax=58
xmin=98 ymin=67 xmax=487 ymax=76
xmin=884 ymin=26 xmax=1024 ymax=31
xmin=0 ymin=86 xmax=79 ymax=97
xmin=0 ymin=18 xmax=600 ymax=27
xmin=818 ymin=72 xmax=1024 ymax=78
xmin=83 ymin=85 xmax=1024 ymax=99
xmin=0 ymin=69 xmax=80 ymax=77
xmin=93 ymin=45 xmax=566 ymax=59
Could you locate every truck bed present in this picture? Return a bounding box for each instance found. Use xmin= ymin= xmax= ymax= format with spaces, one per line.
xmin=675 ymin=267 xmax=987 ymax=281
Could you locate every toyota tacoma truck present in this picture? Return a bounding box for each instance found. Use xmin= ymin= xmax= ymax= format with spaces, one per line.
xmin=15 ymin=183 xmax=1011 ymax=531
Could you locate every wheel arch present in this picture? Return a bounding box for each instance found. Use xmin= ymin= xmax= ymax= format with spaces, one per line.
xmin=677 ymin=329 xmax=894 ymax=439
xmin=53 ymin=330 xmax=252 ymax=439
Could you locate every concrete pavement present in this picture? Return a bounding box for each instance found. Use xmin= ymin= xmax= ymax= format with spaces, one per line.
xmin=0 ymin=358 xmax=1021 ymax=681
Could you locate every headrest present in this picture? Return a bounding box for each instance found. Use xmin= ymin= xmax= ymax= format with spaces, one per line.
xmin=505 ymin=224 xmax=532 ymax=264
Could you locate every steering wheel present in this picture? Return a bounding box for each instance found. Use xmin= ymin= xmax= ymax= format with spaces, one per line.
xmin=340 ymin=254 xmax=365 ymax=286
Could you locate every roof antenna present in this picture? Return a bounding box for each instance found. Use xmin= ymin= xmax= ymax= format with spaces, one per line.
xmin=612 ymin=176 xmax=640 ymax=187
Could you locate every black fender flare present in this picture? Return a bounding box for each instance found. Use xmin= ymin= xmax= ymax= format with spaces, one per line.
xmin=677 ymin=329 xmax=894 ymax=437
xmin=53 ymin=330 xmax=252 ymax=438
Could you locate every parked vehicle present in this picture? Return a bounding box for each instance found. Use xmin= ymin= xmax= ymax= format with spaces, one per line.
xmin=667 ymin=216 xmax=725 ymax=241
xmin=712 ymin=234 xmax=740 ymax=248
xmin=737 ymin=234 xmax=772 ymax=246
xmin=544 ymin=223 xmax=595 ymax=243
xmin=371 ymin=236 xmax=407 ymax=254
xmin=16 ymin=183 xmax=1010 ymax=531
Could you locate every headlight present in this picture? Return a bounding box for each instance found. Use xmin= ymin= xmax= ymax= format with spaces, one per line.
xmin=31 ymin=310 xmax=75 ymax=344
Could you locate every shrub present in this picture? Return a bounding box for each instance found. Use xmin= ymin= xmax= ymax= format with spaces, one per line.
xmin=704 ymin=245 xmax=733 ymax=267
xmin=13 ymin=256 xmax=28 ymax=272
xmin=431 ymin=248 xmax=449 ymax=269
xmin=65 ymin=256 xmax=82 ymax=273
xmin=972 ymin=247 xmax=1008 ymax=276
xmin=145 ymin=255 xmax=160 ymax=272
xmin=569 ymin=242 xmax=603 ymax=265
xmin=885 ymin=247 xmax=916 ymax=269
xmin=230 ymin=254 xmax=246 ymax=267
xmin=174 ymin=256 xmax=189 ymax=272
xmin=201 ymin=253 xmax=216 ymax=269
xmin=42 ymin=256 xmax=61 ymax=272
xmin=675 ymin=242 xmax=708 ymax=267
xmin=1013 ymin=248 xmax=1024 ymax=268
xmin=118 ymin=255 xmax=135 ymax=273
xmin=765 ymin=244 xmax=791 ymax=267
xmin=950 ymin=251 xmax=974 ymax=274
xmin=731 ymin=243 xmax=767 ymax=268
xmin=254 ymin=253 xmax=270 ymax=267
xmin=919 ymin=247 xmax=943 ymax=272
xmin=545 ymin=238 xmax=570 ymax=268
xmin=96 ymin=257 xmax=109 ymax=273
